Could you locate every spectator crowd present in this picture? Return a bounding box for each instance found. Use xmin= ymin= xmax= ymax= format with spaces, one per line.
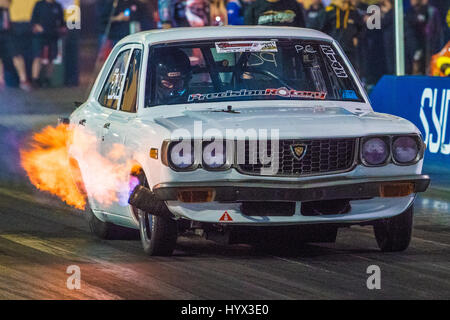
xmin=0 ymin=0 xmax=448 ymax=92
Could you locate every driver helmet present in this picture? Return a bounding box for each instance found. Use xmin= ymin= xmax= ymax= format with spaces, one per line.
xmin=155 ymin=48 xmax=192 ymax=103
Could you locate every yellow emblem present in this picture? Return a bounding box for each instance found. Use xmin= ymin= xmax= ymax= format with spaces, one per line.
xmin=291 ymin=144 xmax=307 ymax=160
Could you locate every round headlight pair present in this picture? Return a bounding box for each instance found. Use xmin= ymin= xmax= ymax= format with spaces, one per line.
xmin=168 ymin=140 xmax=227 ymax=170
xmin=361 ymin=136 xmax=420 ymax=166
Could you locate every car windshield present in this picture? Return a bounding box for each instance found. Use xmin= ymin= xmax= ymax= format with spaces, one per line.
xmin=145 ymin=38 xmax=364 ymax=107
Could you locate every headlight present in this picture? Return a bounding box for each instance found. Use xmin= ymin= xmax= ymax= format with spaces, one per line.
xmin=361 ymin=137 xmax=389 ymax=166
xmin=168 ymin=140 xmax=195 ymax=170
xmin=392 ymin=136 xmax=420 ymax=164
xmin=202 ymin=140 xmax=227 ymax=169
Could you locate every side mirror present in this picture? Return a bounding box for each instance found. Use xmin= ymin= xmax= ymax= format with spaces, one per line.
xmin=74 ymin=101 xmax=83 ymax=108
xmin=58 ymin=117 xmax=70 ymax=125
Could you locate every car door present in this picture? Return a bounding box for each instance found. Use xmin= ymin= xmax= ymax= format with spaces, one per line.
xmin=100 ymin=45 xmax=143 ymax=217
xmin=79 ymin=46 xmax=133 ymax=213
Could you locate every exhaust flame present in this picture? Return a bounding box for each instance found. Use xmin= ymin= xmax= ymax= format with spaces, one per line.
xmin=20 ymin=124 xmax=86 ymax=209
xmin=20 ymin=123 xmax=139 ymax=211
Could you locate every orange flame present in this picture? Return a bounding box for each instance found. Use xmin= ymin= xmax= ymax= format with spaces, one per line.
xmin=20 ymin=124 xmax=86 ymax=209
xmin=20 ymin=124 xmax=138 ymax=211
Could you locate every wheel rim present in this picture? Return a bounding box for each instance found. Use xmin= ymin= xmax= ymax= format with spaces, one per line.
xmin=139 ymin=209 xmax=153 ymax=243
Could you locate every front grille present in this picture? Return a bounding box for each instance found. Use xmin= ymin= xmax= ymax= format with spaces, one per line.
xmin=236 ymin=138 xmax=357 ymax=176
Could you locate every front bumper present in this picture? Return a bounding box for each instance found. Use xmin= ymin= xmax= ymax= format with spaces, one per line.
xmin=153 ymin=174 xmax=430 ymax=203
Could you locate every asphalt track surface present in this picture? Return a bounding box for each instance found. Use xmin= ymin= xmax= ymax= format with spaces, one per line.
xmin=0 ymin=87 xmax=449 ymax=299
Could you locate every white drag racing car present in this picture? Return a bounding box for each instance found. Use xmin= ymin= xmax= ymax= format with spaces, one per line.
xmin=68 ymin=26 xmax=430 ymax=255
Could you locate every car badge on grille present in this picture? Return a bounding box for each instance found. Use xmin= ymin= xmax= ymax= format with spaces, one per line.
xmin=291 ymin=144 xmax=307 ymax=160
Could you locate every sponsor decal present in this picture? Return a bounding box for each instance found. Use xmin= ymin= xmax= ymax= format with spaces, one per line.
xmin=320 ymin=45 xmax=348 ymax=78
xmin=188 ymin=87 xmax=327 ymax=102
xmin=215 ymin=41 xmax=278 ymax=53
xmin=257 ymin=10 xmax=296 ymax=25
xmin=167 ymin=72 xmax=181 ymax=77
xmin=341 ymin=89 xmax=358 ymax=99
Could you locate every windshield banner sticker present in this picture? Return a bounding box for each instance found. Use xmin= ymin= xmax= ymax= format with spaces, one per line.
xmin=188 ymin=87 xmax=326 ymax=102
xmin=320 ymin=45 xmax=348 ymax=78
xmin=215 ymin=41 xmax=278 ymax=53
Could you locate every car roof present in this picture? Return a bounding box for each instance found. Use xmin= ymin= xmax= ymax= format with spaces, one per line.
xmin=118 ymin=26 xmax=333 ymax=46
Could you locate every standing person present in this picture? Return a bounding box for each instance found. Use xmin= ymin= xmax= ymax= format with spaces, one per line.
xmin=101 ymin=0 xmax=147 ymax=45
xmin=404 ymin=0 xmax=423 ymax=74
xmin=30 ymin=0 xmax=65 ymax=87
xmin=444 ymin=1 xmax=450 ymax=42
xmin=0 ymin=0 xmax=10 ymax=90
xmin=305 ymin=0 xmax=324 ymax=29
xmin=97 ymin=0 xmax=111 ymax=42
xmin=158 ymin=0 xmax=175 ymax=28
xmin=158 ymin=0 xmax=192 ymax=28
xmin=136 ymin=0 xmax=155 ymax=30
xmin=185 ymin=0 xmax=210 ymax=27
xmin=430 ymin=40 xmax=450 ymax=77
xmin=173 ymin=0 xmax=190 ymax=27
xmin=226 ymin=0 xmax=254 ymax=25
xmin=210 ymin=0 xmax=227 ymax=25
xmin=404 ymin=0 xmax=443 ymax=74
xmin=4 ymin=0 xmax=35 ymax=90
xmin=422 ymin=0 xmax=444 ymax=74
xmin=227 ymin=0 xmax=244 ymax=25
xmin=380 ymin=0 xmax=395 ymax=75
xmin=244 ymin=0 xmax=306 ymax=27
xmin=320 ymin=0 xmax=363 ymax=67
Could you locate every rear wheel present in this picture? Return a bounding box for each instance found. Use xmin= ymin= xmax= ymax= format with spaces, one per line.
xmin=373 ymin=206 xmax=413 ymax=252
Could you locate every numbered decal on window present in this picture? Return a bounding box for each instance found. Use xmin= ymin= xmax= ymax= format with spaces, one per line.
xmin=107 ymin=68 xmax=126 ymax=100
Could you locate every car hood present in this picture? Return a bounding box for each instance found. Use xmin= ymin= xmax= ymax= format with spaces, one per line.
xmin=151 ymin=103 xmax=418 ymax=139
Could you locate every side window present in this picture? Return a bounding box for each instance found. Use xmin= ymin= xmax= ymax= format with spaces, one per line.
xmin=121 ymin=49 xmax=142 ymax=113
xmin=98 ymin=49 xmax=131 ymax=109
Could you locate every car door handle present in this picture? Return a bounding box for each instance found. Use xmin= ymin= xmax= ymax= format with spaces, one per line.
xmin=103 ymin=123 xmax=110 ymax=129
xmin=78 ymin=119 xmax=86 ymax=126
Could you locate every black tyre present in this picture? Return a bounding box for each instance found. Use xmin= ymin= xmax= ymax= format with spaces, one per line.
xmin=85 ymin=206 xmax=138 ymax=240
xmin=131 ymin=168 xmax=178 ymax=256
xmin=373 ymin=205 xmax=413 ymax=252
xmin=138 ymin=203 xmax=178 ymax=256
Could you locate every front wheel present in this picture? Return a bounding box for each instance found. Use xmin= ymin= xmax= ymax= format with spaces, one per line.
xmin=138 ymin=204 xmax=178 ymax=256
xmin=373 ymin=206 xmax=413 ymax=252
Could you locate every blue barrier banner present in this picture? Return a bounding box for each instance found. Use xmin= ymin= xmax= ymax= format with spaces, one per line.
xmin=370 ymin=75 xmax=450 ymax=172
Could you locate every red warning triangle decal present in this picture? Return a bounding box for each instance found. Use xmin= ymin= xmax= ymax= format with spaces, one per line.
xmin=219 ymin=211 xmax=233 ymax=222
